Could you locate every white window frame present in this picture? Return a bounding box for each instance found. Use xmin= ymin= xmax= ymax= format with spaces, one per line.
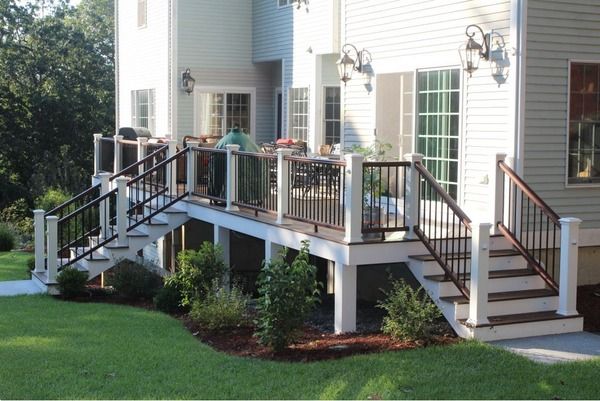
xmin=137 ymin=0 xmax=147 ymax=29
xmin=131 ymin=89 xmax=156 ymax=134
xmin=193 ymin=87 xmax=257 ymax=140
xmin=322 ymin=86 xmax=341 ymax=145
xmin=288 ymin=87 xmax=310 ymax=142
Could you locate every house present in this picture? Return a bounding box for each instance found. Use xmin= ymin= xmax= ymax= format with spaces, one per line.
xmin=31 ymin=0 xmax=600 ymax=341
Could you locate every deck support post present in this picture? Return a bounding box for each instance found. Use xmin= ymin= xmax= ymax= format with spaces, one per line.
xmin=404 ymin=153 xmax=424 ymax=239
xmin=167 ymin=139 xmax=178 ymax=197
xmin=186 ymin=141 xmax=201 ymax=196
xmin=136 ymin=137 xmax=148 ymax=176
xmin=214 ymin=225 xmax=231 ymax=289
xmin=98 ymin=173 xmax=112 ymax=240
xmin=490 ymin=153 xmax=507 ymax=235
xmin=46 ymin=216 xmax=58 ymax=283
xmin=467 ymin=221 xmax=492 ymax=327
xmin=264 ymin=239 xmax=283 ymax=263
xmin=33 ymin=209 xmax=45 ymax=273
xmin=334 ymin=263 xmax=357 ymax=333
xmin=225 ymin=144 xmax=240 ymax=212
xmin=93 ymin=133 xmax=103 ymax=176
xmin=557 ymin=217 xmax=581 ymax=316
xmin=276 ymin=148 xmax=294 ymax=224
xmin=113 ymin=134 xmax=123 ymax=175
xmin=343 ymin=154 xmax=364 ymax=243
xmin=115 ymin=176 xmax=129 ymax=246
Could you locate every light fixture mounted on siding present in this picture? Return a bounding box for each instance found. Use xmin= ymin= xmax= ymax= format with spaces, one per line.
xmin=295 ymin=0 xmax=308 ymax=10
xmin=459 ymin=24 xmax=490 ymax=77
xmin=336 ymin=44 xmax=371 ymax=85
xmin=181 ymin=68 xmax=196 ymax=95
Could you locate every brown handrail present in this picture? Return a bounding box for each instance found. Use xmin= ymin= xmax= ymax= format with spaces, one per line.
xmin=363 ymin=161 xmax=412 ymax=167
xmin=498 ymin=160 xmax=560 ymax=225
xmin=232 ymin=150 xmax=277 ymax=160
xmin=127 ymin=147 xmax=188 ymax=186
xmin=110 ymin=144 xmax=167 ymax=182
xmin=284 ymin=155 xmax=347 ymax=167
xmin=117 ymin=139 xmax=139 ymax=145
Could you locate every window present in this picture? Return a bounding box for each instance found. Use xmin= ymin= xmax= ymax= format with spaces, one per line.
xmin=323 ymin=87 xmax=341 ymax=145
xmin=131 ymin=89 xmax=155 ymax=133
xmin=568 ymin=62 xmax=600 ymax=184
xmin=278 ymin=0 xmax=293 ymax=7
xmin=416 ymin=69 xmax=461 ymax=199
xmin=197 ymin=92 xmax=251 ymax=136
xmin=137 ymin=0 xmax=147 ymax=28
xmin=290 ymin=87 xmax=309 ymax=141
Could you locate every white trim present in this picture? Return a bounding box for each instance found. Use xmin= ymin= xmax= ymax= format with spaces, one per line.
xmin=514 ymin=0 xmax=527 ymax=177
xmin=114 ymin=0 xmax=120 ymax=134
xmin=322 ymin=85 xmax=341 ymax=146
xmin=274 ymin=87 xmax=282 ymax=139
xmin=277 ymin=0 xmax=294 ymax=9
xmin=169 ymin=0 xmax=178 ymax=139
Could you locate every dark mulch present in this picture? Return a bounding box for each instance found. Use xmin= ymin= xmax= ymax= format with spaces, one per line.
xmin=577 ymin=284 xmax=600 ymax=332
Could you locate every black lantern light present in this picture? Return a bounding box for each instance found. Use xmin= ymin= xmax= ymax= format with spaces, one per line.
xmin=181 ymin=68 xmax=195 ymax=95
xmin=336 ymin=44 xmax=371 ymax=85
xmin=459 ymin=24 xmax=490 ymax=77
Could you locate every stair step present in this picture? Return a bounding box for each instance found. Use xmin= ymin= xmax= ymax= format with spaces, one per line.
xmin=410 ymin=249 xmax=520 ymax=262
xmin=70 ymin=248 xmax=109 ymax=261
xmin=143 ymin=205 xmax=186 ymax=214
xmin=440 ymin=288 xmax=557 ymax=305
xmin=459 ymin=311 xmax=583 ymax=328
xmin=425 ymin=268 xmax=537 ymax=282
xmin=126 ymin=229 xmax=149 ymax=238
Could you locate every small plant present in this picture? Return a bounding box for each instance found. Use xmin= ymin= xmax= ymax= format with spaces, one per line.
xmin=189 ymin=279 xmax=249 ymax=330
xmin=0 ymin=224 xmax=15 ymax=251
xmin=167 ymin=242 xmax=226 ymax=307
xmin=377 ymin=279 xmax=441 ymax=341
xmin=26 ymin=256 xmax=35 ymax=278
xmin=154 ymin=281 xmax=186 ymax=314
xmin=254 ymin=240 xmax=321 ymax=352
xmin=107 ymin=259 xmax=163 ymax=300
xmin=35 ymin=188 xmax=71 ymax=212
xmin=0 ymin=198 xmax=33 ymax=246
xmin=56 ymin=266 xmax=88 ymax=299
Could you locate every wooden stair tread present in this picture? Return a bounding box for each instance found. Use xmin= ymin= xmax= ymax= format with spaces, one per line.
xmin=424 ymin=268 xmax=537 ymax=282
xmin=459 ymin=311 xmax=583 ymax=328
xmin=126 ymin=229 xmax=149 ymax=238
xmin=440 ymin=288 xmax=557 ymax=305
xmin=409 ymin=249 xmax=520 ymax=262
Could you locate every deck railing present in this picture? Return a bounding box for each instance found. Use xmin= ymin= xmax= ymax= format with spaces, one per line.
xmin=98 ymin=136 xmax=114 ymax=173
xmin=190 ymin=146 xmax=227 ymax=203
xmin=233 ymin=151 xmax=278 ymax=214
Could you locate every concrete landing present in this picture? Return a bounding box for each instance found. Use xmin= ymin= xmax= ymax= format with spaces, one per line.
xmin=491 ymin=332 xmax=600 ymax=364
xmin=0 ymin=280 xmax=46 ymax=296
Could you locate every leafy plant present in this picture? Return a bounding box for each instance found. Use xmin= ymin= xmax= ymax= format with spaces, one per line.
xmin=0 ymin=224 xmax=16 ymax=251
xmin=106 ymin=259 xmax=163 ymax=300
xmin=350 ymin=140 xmax=393 ymax=204
xmin=56 ymin=266 xmax=88 ymax=299
xmin=189 ymin=279 xmax=250 ymax=330
xmin=166 ymin=242 xmax=226 ymax=307
xmin=154 ymin=281 xmax=186 ymax=314
xmin=35 ymin=188 xmax=72 ymax=213
xmin=377 ymin=279 xmax=441 ymax=341
xmin=0 ymin=198 xmax=33 ymax=246
xmin=254 ymin=240 xmax=321 ymax=352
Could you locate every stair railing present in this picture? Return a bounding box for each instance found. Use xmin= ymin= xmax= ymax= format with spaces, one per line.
xmin=413 ymin=161 xmax=472 ymax=298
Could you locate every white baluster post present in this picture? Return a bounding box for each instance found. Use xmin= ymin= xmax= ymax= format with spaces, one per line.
xmin=115 ymin=176 xmax=129 ymax=246
xmin=276 ymin=148 xmax=294 ymax=224
xmin=136 ymin=137 xmax=148 ymax=176
xmin=98 ymin=173 xmax=112 ymax=240
xmin=33 ymin=210 xmax=45 ymax=273
xmin=113 ymin=134 xmax=123 ymax=175
xmin=343 ymin=153 xmax=364 ymax=243
xmin=334 ymin=263 xmax=357 ymax=333
xmin=226 ymin=144 xmax=240 ymax=212
xmin=93 ymin=133 xmax=103 ymax=176
xmin=187 ymin=141 xmax=201 ymax=196
xmin=490 ymin=153 xmax=507 ymax=235
xmin=467 ymin=221 xmax=492 ymax=327
xmin=167 ymin=139 xmax=178 ymax=196
xmin=403 ymin=153 xmax=424 ymax=239
xmin=557 ymin=217 xmax=582 ymax=316
xmin=46 ymin=216 xmax=58 ymax=283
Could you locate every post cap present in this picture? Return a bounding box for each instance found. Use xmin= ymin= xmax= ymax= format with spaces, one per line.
xmin=137 ymin=137 xmax=149 ymax=143
xmin=114 ymin=176 xmax=130 ymax=182
xmin=344 ymin=153 xmax=364 ymax=162
xmin=93 ymin=133 xmax=103 ymax=139
xmin=276 ymin=148 xmax=294 ymax=156
xmin=559 ymin=217 xmax=582 ymax=225
xmin=226 ymin=144 xmax=241 ymax=151
xmin=403 ymin=153 xmax=424 ymax=162
xmin=33 ymin=209 xmax=45 ymax=215
xmin=45 ymin=215 xmax=59 ymax=221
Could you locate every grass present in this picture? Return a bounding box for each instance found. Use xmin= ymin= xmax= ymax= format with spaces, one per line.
xmin=0 ymin=251 xmax=31 ymax=281
xmin=0 ymin=296 xmax=599 ymax=399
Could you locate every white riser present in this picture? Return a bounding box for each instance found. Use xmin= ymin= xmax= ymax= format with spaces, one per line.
xmin=471 ymin=317 xmax=584 ymax=341
xmin=452 ymin=295 xmax=558 ymax=320
xmin=413 ymin=255 xmax=529 ymax=276
xmin=434 ymin=274 xmax=547 ymax=297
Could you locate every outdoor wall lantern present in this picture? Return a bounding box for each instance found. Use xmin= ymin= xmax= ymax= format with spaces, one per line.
xmin=181 ymin=68 xmax=195 ymax=95
xmin=459 ymin=24 xmax=490 ymax=77
xmin=337 ymin=44 xmax=371 ymax=85
xmin=295 ymin=0 xmax=308 ymax=10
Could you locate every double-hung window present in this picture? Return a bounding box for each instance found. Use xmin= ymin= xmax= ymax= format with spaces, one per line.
xmin=290 ymin=87 xmax=309 ymax=141
xmin=323 ymin=87 xmax=341 ymax=145
xmin=568 ymin=62 xmax=600 ymax=184
xmin=131 ymin=89 xmax=155 ymax=133
xmin=197 ymin=92 xmax=251 ymax=136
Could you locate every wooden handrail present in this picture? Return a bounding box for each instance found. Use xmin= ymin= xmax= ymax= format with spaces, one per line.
xmin=110 ymin=144 xmax=168 ymax=182
xmin=117 ymin=139 xmax=138 ymax=145
xmin=232 ymin=150 xmax=277 ymax=160
xmin=363 ymin=160 xmax=412 ymax=167
xmin=284 ymin=155 xmax=347 ymax=167
xmin=127 ymin=147 xmax=188 ymax=186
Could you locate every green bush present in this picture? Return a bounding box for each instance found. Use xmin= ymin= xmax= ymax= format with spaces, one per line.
xmin=0 ymin=224 xmax=15 ymax=251
xmin=56 ymin=266 xmax=88 ymax=299
xmin=166 ymin=242 xmax=226 ymax=307
xmin=254 ymin=240 xmax=321 ymax=352
xmin=189 ymin=280 xmax=249 ymax=330
xmin=107 ymin=260 xmax=163 ymax=300
xmin=154 ymin=281 xmax=186 ymax=314
xmin=0 ymin=198 xmax=33 ymax=246
xmin=377 ymin=279 xmax=442 ymax=341
xmin=35 ymin=188 xmax=71 ymax=212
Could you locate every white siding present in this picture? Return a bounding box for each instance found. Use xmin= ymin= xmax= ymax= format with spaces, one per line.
xmin=525 ymin=0 xmax=600 ymax=228
xmin=343 ymin=0 xmax=513 ymax=216
xmin=117 ymin=0 xmax=170 ymax=136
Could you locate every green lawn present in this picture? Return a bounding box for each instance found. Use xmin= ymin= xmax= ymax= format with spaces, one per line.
xmin=0 ymin=296 xmax=598 ymax=400
xmin=0 ymin=251 xmax=31 ymax=281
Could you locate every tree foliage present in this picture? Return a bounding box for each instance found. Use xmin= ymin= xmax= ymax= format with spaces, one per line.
xmin=0 ymin=0 xmax=114 ymax=209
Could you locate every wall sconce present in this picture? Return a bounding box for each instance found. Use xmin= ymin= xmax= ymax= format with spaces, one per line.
xmin=181 ymin=68 xmax=195 ymax=95
xmin=458 ymin=24 xmax=490 ymax=77
xmin=336 ymin=44 xmax=371 ymax=85
xmin=295 ymin=0 xmax=308 ymax=10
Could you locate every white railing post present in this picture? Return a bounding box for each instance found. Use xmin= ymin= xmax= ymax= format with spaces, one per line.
xmin=46 ymin=216 xmax=58 ymax=283
xmin=93 ymin=133 xmax=103 ymax=176
xmin=557 ymin=217 xmax=582 ymax=316
xmin=167 ymin=139 xmax=178 ymax=196
xmin=490 ymin=153 xmax=507 ymax=235
xmin=343 ymin=153 xmax=364 ymax=243
xmin=98 ymin=172 xmax=112 ymax=240
xmin=33 ymin=209 xmax=45 ymax=273
xmin=113 ymin=134 xmax=123 ymax=174
xmin=136 ymin=137 xmax=148 ymax=176
xmin=115 ymin=176 xmax=129 ymax=246
xmin=276 ymin=148 xmax=294 ymax=224
xmin=404 ymin=153 xmax=424 ymax=239
xmin=187 ymin=141 xmax=201 ymax=196
xmin=226 ymin=144 xmax=240 ymax=212
xmin=467 ymin=221 xmax=492 ymax=327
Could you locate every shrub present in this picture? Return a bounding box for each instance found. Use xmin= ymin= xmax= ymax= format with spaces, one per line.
xmin=0 ymin=198 xmax=33 ymax=246
xmin=107 ymin=259 xmax=163 ymax=300
xmin=35 ymin=188 xmax=71 ymax=212
xmin=254 ymin=240 xmax=321 ymax=352
xmin=56 ymin=266 xmax=88 ymax=299
xmin=189 ymin=280 xmax=249 ymax=330
xmin=167 ymin=242 xmax=226 ymax=307
xmin=377 ymin=279 xmax=442 ymax=341
xmin=0 ymin=224 xmax=15 ymax=251
xmin=154 ymin=281 xmax=186 ymax=314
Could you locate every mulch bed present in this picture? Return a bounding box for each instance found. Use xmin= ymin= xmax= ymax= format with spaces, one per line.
xmin=577 ymin=284 xmax=600 ymax=332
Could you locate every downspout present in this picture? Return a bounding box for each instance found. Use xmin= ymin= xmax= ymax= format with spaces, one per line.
xmin=114 ymin=0 xmax=119 ymax=135
xmin=513 ymin=0 xmax=527 ymax=175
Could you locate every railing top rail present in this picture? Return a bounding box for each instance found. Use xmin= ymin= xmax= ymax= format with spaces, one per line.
xmin=99 ymin=136 xmax=114 ymax=142
xmin=142 ymin=142 xmax=168 ymax=148
xmin=56 ymin=187 xmax=118 ymax=224
xmin=363 ymin=160 xmax=411 ymax=167
xmin=284 ymin=155 xmax=347 ymax=167
xmin=128 ymin=147 xmax=188 ymax=186
xmin=415 ymin=161 xmax=472 ymax=230
xmin=232 ymin=150 xmax=277 ymax=159
xmin=45 ymin=184 xmax=101 ymax=218
xmin=110 ymin=144 xmax=169 ymax=182
xmin=191 ymin=146 xmax=227 ymax=154
xmin=117 ymin=138 xmax=138 ymax=145
xmin=498 ymin=160 xmax=561 ymax=225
